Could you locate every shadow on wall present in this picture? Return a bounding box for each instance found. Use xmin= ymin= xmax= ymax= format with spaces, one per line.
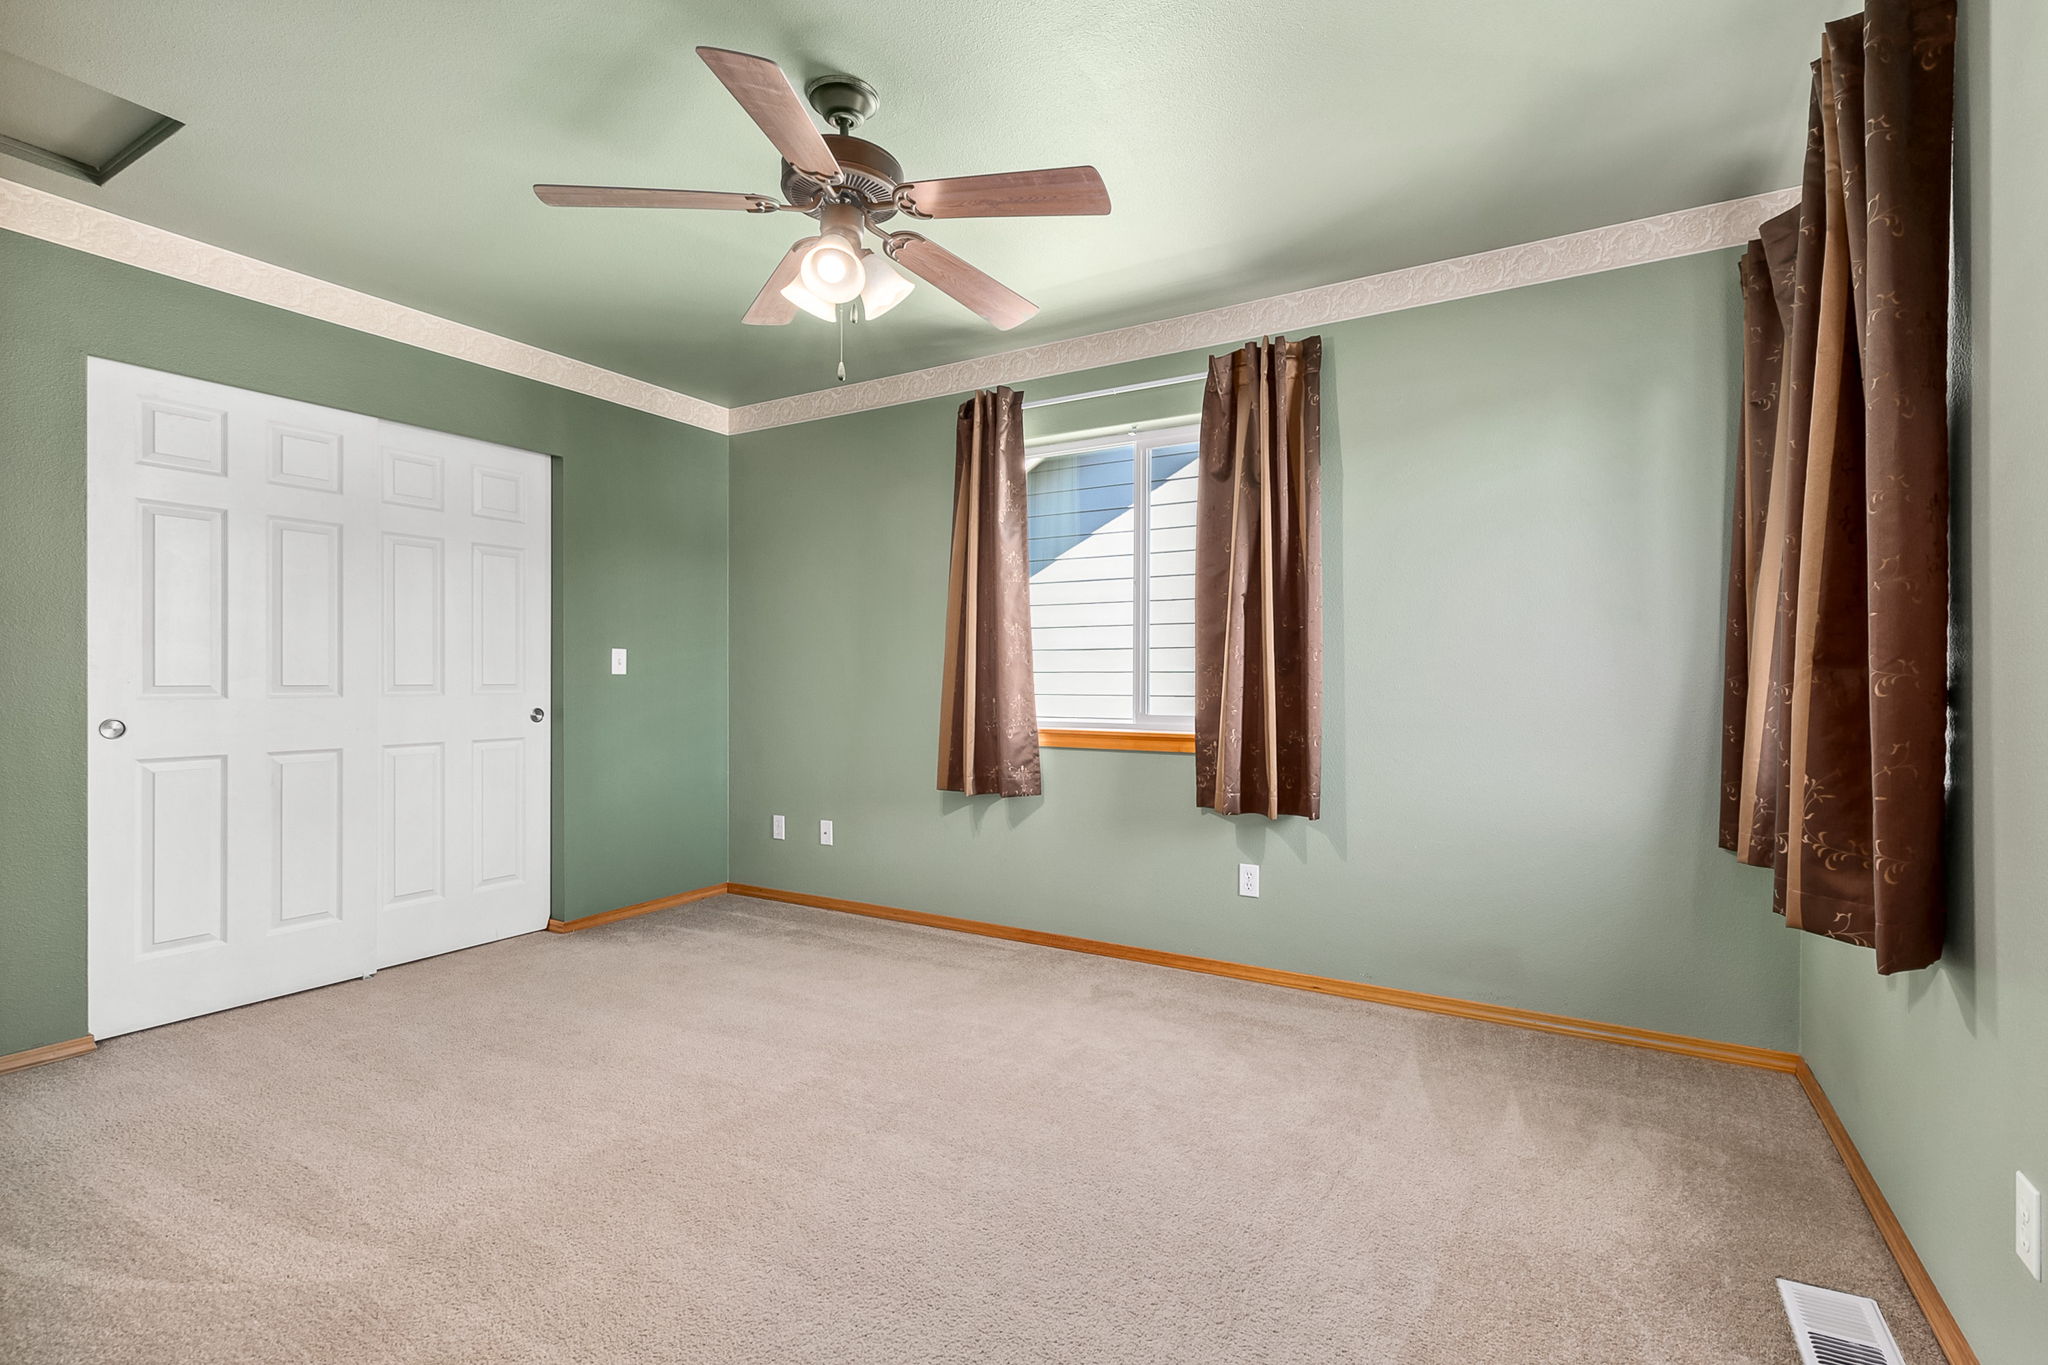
xmin=1933 ymin=40 xmax=1983 ymax=1035
xmin=939 ymin=791 xmax=1045 ymax=832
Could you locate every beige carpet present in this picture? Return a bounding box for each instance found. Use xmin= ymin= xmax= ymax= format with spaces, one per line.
xmin=2 ymin=894 xmax=1937 ymax=1364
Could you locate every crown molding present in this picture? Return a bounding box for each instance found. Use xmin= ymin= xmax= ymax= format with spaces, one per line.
xmin=727 ymin=187 xmax=1799 ymax=434
xmin=0 ymin=178 xmax=730 ymax=435
xmin=4 ymin=176 xmax=1797 ymax=443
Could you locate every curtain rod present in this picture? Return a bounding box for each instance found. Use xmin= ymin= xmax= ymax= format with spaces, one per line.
xmin=1020 ymin=372 xmax=1207 ymax=410
xmin=1023 ymin=413 xmax=1200 ymax=449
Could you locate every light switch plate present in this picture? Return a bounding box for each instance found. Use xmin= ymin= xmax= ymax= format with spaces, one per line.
xmin=771 ymin=815 xmax=785 ymax=840
xmin=610 ymin=647 xmax=627 ymax=675
xmin=1238 ymin=863 xmax=1260 ymax=897
xmin=819 ymin=819 xmax=834 ymax=846
xmin=2019 ymin=1171 xmax=2042 ymax=1279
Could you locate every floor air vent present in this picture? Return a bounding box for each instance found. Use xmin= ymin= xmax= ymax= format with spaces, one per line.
xmin=1777 ymin=1279 xmax=1906 ymax=1365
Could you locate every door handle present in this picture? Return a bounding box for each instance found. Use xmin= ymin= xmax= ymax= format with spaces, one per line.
xmin=98 ymin=718 xmax=127 ymax=740
xmin=530 ymin=707 xmax=546 ymax=723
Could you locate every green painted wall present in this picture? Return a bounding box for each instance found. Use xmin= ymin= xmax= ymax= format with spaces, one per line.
xmin=1799 ymin=4 xmax=2048 ymax=1360
xmin=0 ymin=229 xmax=730 ymax=1057
xmin=729 ymin=249 xmax=1799 ymax=1050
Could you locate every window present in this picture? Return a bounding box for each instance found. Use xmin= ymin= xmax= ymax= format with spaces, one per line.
xmin=1025 ymin=425 xmax=1201 ymax=742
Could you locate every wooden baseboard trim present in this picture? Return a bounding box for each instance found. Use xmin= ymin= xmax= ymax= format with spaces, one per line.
xmin=0 ymin=1035 xmax=96 ymax=1076
xmin=723 ymin=883 xmax=1800 ymax=1073
xmin=1796 ymin=1060 xmax=1977 ymax=1365
xmin=546 ymin=883 xmax=731 ymax=933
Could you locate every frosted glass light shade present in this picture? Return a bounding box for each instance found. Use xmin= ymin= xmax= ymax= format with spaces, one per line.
xmin=859 ymin=249 xmax=914 ymax=319
xmin=779 ymin=279 xmax=839 ymax=321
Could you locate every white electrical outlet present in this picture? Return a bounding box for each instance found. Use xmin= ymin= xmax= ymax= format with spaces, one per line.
xmin=2019 ymin=1171 xmax=2042 ymax=1280
xmin=819 ymin=819 xmax=834 ymax=846
xmin=610 ymin=647 xmax=627 ymax=675
xmin=1238 ymin=863 xmax=1260 ymax=897
xmin=771 ymin=815 xmax=785 ymax=840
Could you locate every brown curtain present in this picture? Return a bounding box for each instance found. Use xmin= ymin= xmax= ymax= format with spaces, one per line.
xmin=1194 ymin=336 xmax=1323 ymax=819
xmin=936 ymin=387 xmax=1041 ymax=797
xmin=1719 ymin=0 xmax=1954 ymax=973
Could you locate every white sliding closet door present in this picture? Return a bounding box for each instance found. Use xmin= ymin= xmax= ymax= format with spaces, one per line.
xmin=371 ymin=422 xmax=551 ymax=969
xmin=86 ymin=360 xmax=551 ymax=1039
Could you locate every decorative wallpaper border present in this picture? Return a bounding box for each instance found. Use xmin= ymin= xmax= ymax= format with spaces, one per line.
xmin=0 ymin=177 xmax=731 ymax=435
xmin=5 ymin=175 xmax=1795 ymax=441
xmin=727 ymin=187 xmax=1799 ymax=434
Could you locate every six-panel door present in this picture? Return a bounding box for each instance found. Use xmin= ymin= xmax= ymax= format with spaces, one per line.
xmin=86 ymin=360 xmax=551 ymax=1039
xmin=371 ymin=421 xmax=552 ymax=970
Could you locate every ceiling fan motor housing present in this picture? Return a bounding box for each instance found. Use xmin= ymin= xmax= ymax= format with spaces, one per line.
xmin=782 ymin=134 xmax=903 ymax=223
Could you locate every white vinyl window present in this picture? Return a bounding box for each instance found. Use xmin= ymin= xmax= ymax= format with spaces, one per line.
xmin=1025 ymin=424 xmax=1201 ymax=732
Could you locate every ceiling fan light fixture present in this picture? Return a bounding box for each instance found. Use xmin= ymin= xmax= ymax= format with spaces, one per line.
xmin=533 ymin=49 xmax=1109 ymax=335
xmin=798 ymin=234 xmax=865 ymax=304
xmin=857 ymin=248 xmax=913 ymax=319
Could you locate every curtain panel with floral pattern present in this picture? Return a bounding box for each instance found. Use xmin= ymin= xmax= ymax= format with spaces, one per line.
xmin=937 ymin=387 xmax=1042 ymax=797
xmin=1720 ymin=0 xmax=1955 ymax=973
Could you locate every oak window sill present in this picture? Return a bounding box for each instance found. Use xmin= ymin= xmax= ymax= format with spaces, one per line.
xmin=1040 ymin=728 xmax=1196 ymax=754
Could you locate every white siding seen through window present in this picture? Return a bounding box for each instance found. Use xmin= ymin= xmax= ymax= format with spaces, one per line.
xmin=1025 ymin=425 xmax=1200 ymax=730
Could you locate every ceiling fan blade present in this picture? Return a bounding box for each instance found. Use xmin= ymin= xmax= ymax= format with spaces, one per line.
xmin=895 ymin=166 xmax=1111 ymax=219
xmin=695 ymin=47 xmax=842 ymax=182
xmin=533 ymin=184 xmax=774 ymax=211
xmin=742 ymin=238 xmax=818 ymax=326
xmin=887 ymin=235 xmax=1037 ymax=330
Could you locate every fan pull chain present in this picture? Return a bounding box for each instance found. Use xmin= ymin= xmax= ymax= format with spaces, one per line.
xmin=836 ymin=303 xmax=848 ymax=382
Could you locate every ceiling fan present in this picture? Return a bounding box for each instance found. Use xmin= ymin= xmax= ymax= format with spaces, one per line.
xmin=534 ymin=47 xmax=1110 ymax=332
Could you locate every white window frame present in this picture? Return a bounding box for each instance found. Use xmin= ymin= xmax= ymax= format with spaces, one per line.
xmin=1024 ymin=422 xmax=1201 ymax=734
